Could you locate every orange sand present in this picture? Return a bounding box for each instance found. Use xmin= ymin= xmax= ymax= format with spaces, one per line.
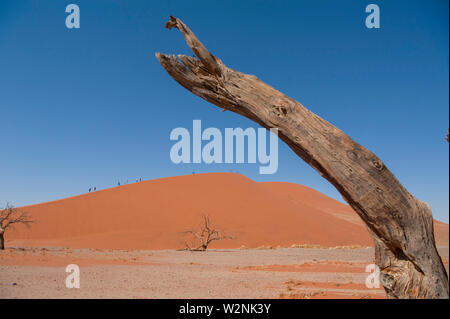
xmin=8 ymin=173 xmax=449 ymax=250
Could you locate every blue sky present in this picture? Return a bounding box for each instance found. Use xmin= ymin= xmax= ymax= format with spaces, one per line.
xmin=0 ymin=0 xmax=448 ymax=222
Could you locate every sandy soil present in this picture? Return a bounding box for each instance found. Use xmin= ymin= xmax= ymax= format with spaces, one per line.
xmin=1 ymin=246 xmax=447 ymax=299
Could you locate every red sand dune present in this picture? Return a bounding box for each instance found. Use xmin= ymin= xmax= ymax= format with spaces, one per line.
xmin=8 ymin=173 xmax=449 ymax=250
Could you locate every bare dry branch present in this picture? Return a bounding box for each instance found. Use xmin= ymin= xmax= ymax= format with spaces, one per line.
xmin=0 ymin=203 xmax=35 ymax=249
xmin=181 ymin=215 xmax=232 ymax=251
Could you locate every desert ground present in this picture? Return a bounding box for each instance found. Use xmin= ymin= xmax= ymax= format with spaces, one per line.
xmin=2 ymin=173 xmax=448 ymax=299
xmin=1 ymin=246 xmax=448 ymax=299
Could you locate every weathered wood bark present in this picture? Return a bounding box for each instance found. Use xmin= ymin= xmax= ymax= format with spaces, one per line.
xmin=156 ymin=16 xmax=449 ymax=298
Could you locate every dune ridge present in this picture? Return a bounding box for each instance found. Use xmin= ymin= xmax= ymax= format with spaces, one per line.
xmin=8 ymin=173 xmax=448 ymax=250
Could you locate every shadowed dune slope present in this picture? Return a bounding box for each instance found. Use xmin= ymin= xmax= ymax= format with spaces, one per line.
xmin=8 ymin=173 xmax=448 ymax=250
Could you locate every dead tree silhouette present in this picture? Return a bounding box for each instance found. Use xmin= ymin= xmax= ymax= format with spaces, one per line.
xmin=182 ymin=215 xmax=232 ymax=251
xmin=0 ymin=204 xmax=34 ymax=250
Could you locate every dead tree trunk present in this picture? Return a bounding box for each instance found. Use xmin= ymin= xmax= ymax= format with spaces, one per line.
xmin=156 ymin=16 xmax=449 ymax=298
xmin=0 ymin=204 xmax=34 ymax=250
xmin=0 ymin=231 xmax=4 ymax=250
xmin=182 ymin=215 xmax=232 ymax=251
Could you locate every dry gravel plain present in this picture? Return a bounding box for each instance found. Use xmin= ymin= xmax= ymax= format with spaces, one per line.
xmin=1 ymin=246 xmax=448 ymax=299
